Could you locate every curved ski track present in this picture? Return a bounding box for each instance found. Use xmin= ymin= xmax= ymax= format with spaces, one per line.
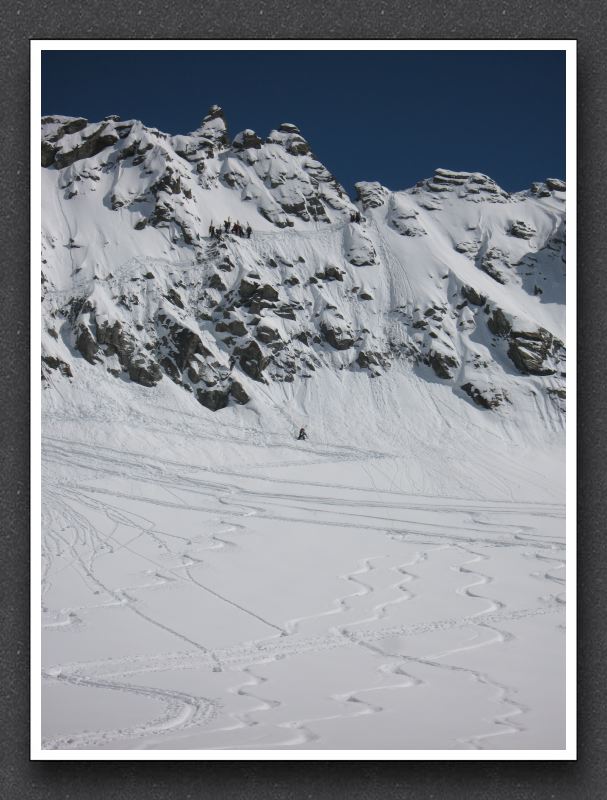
xmin=41 ymin=433 xmax=565 ymax=750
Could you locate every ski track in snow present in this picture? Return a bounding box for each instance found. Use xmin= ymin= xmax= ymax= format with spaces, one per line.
xmin=41 ymin=431 xmax=565 ymax=751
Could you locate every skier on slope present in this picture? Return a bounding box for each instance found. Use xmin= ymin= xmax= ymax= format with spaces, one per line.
xmin=297 ymin=427 xmax=307 ymax=441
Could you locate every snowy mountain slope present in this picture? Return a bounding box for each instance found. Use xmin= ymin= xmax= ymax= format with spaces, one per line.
xmin=41 ymin=107 xmax=566 ymax=435
xmin=39 ymin=109 xmax=568 ymax=752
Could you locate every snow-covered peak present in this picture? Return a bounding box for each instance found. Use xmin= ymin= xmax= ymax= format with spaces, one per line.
xmin=40 ymin=111 xmax=566 ymax=436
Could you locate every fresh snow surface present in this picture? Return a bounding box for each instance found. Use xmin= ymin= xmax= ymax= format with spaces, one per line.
xmin=40 ymin=112 xmax=566 ymax=751
xmin=41 ymin=370 xmax=565 ymax=751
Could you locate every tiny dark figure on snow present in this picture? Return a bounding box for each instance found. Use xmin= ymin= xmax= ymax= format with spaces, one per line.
xmin=246 ymin=224 xmax=252 ymax=239
xmin=209 ymin=223 xmax=215 ymax=237
xmin=297 ymin=427 xmax=307 ymax=441
xmin=224 ymin=219 xmax=230 ymax=232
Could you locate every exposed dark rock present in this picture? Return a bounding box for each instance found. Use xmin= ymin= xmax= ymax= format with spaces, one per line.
xmin=128 ymin=358 xmax=162 ymax=387
xmin=41 ymin=141 xmax=58 ymax=167
xmin=487 ymin=308 xmax=511 ymax=336
xmin=428 ymin=350 xmax=459 ymax=379
xmin=480 ymin=248 xmax=509 ymax=284
xmin=260 ymin=284 xmax=279 ymax=302
xmin=160 ymin=356 xmax=181 ymax=384
xmin=306 ymin=197 xmax=329 ymax=222
xmin=321 ymin=322 xmax=354 ymax=351
xmin=273 ymin=306 xmax=296 ymax=320
xmin=357 ymin=351 xmax=380 ymax=369
xmin=507 ymin=328 xmax=562 ymax=376
xmin=42 ymin=355 xmax=73 ymax=378
xmin=461 ymin=285 xmax=487 ymax=306
xmin=234 ymin=340 xmax=268 ymax=381
xmin=232 ymin=129 xmax=263 ymax=150
xmin=230 ymin=380 xmax=250 ymax=404
xmin=170 ymin=326 xmax=212 ymax=370
xmin=316 ymin=265 xmax=344 ymax=282
xmin=256 ymin=324 xmax=281 ymax=344
xmin=75 ymin=325 xmax=100 ymax=363
xmin=208 ymin=273 xmax=227 ymax=291
xmin=151 ymin=167 xmax=181 ymax=195
xmin=164 ymin=288 xmax=184 ymax=309
xmin=196 ymin=387 xmax=229 ymax=411
xmin=354 ymin=181 xmax=388 ymax=209
xmin=509 ymin=220 xmax=536 ymax=239
xmin=461 ymin=382 xmax=509 ymax=409
xmin=54 ymin=124 xmax=119 ymax=169
xmin=227 ymin=319 xmax=247 ymax=337
xmin=239 ymin=277 xmax=260 ymax=300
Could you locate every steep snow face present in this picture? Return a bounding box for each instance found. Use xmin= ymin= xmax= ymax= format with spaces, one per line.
xmin=41 ymin=109 xmax=566 ymax=438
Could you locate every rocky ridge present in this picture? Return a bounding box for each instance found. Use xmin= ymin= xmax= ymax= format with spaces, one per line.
xmin=41 ymin=108 xmax=566 ymax=420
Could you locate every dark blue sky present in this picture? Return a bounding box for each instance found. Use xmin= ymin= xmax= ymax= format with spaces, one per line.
xmin=41 ymin=50 xmax=566 ymax=196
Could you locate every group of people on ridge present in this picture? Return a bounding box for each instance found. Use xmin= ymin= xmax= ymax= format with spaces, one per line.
xmin=349 ymin=210 xmax=362 ymax=224
xmin=209 ymin=219 xmax=252 ymax=240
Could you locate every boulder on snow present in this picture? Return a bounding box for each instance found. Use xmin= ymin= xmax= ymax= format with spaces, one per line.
xmin=196 ymin=387 xmax=229 ymax=411
xmin=316 ymin=264 xmax=344 ymax=282
xmin=461 ymin=382 xmax=509 ymax=409
xmin=428 ymin=349 xmax=460 ymax=380
xmin=509 ymin=220 xmax=536 ymax=240
xmin=320 ymin=322 xmax=355 ymax=351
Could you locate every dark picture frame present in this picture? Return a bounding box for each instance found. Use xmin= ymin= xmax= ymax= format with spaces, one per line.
xmin=2 ymin=0 xmax=605 ymax=796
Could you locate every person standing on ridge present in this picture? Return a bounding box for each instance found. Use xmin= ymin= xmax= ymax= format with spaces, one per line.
xmin=209 ymin=223 xmax=215 ymax=237
xmin=224 ymin=218 xmax=230 ymax=233
xmin=246 ymin=224 xmax=252 ymax=239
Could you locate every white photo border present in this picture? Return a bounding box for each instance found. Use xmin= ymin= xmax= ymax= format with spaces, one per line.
xmin=30 ymin=38 xmax=577 ymax=761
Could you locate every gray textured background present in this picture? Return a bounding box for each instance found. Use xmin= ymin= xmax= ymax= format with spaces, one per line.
xmin=1 ymin=1 xmax=604 ymax=797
